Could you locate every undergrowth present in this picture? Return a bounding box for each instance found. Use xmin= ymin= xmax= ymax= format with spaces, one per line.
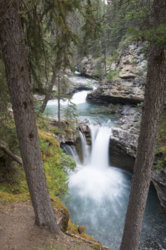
xmin=0 ymin=116 xmax=76 ymax=203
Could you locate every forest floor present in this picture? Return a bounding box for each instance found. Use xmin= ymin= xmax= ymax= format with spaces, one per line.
xmin=0 ymin=201 xmax=103 ymax=250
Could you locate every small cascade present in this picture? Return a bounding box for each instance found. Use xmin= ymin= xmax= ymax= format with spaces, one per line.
xmin=90 ymin=126 xmax=112 ymax=168
xmin=79 ymin=131 xmax=90 ymax=165
xmin=89 ymin=124 xmax=99 ymax=149
xmin=71 ymin=90 xmax=91 ymax=104
xmin=62 ymin=144 xmax=80 ymax=164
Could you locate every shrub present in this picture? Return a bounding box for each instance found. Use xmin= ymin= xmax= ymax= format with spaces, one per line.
xmin=106 ymin=69 xmax=119 ymax=81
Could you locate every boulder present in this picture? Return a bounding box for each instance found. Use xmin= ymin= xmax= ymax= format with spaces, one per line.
xmin=87 ymin=80 xmax=144 ymax=105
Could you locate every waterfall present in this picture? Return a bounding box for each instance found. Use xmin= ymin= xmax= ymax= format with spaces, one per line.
xmin=89 ymin=124 xmax=99 ymax=148
xmin=62 ymin=144 xmax=80 ymax=164
xmin=65 ymin=124 xmax=112 ymax=168
xmin=68 ymin=123 xmax=130 ymax=203
xmin=90 ymin=126 xmax=111 ymax=168
xmin=71 ymin=90 xmax=91 ymax=104
xmin=66 ymin=123 xmax=131 ymax=249
xmin=47 ymin=77 xmax=166 ymax=250
xmin=79 ymin=131 xmax=90 ymax=165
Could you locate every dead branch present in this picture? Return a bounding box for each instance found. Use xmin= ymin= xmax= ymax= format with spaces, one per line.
xmin=0 ymin=143 xmax=23 ymax=165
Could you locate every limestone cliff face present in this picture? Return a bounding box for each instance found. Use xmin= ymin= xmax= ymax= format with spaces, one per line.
xmin=77 ymin=55 xmax=105 ymax=79
xmin=86 ymin=43 xmax=147 ymax=105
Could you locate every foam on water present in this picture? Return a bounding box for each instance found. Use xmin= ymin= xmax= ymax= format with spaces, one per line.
xmin=71 ymin=90 xmax=91 ymax=104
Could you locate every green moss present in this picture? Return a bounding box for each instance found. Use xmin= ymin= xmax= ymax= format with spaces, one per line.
xmin=38 ymin=128 xmax=76 ymax=199
xmin=0 ymin=191 xmax=30 ymax=204
xmin=51 ymin=197 xmax=70 ymax=232
xmin=0 ymin=117 xmax=75 ymax=204
xmin=67 ymin=220 xmax=105 ymax=250
xmin=0 ymin=155 xmax=29 ymax=204
xmin=0 ymin=116 xmax=105 ymax=249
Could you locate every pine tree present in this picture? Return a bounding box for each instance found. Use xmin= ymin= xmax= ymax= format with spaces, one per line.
xmin=0 ymin=0 xmax=59 ymax=233
xmin=120 ymin=0 xmax=166 ymax=249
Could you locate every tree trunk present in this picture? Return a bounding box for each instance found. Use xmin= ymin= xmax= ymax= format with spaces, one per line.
xmin=57 ymin=74 xmax=61 ymax=125
xmin=40 ymin=68 xmax=56 ymax=113
xmin=0 ymin=0 xmax=59 ymax=233
xmin=120 ymin=1 xmax=166 ymax=249
xmin=103 ymin=2 xmax=107 ymax=77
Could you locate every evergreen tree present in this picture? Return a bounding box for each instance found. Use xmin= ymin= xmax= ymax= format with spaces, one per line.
xmin=120 ymin=0 xmax=166 ymax=249
xmin=0 ymin=0 xmax=59 ymax=233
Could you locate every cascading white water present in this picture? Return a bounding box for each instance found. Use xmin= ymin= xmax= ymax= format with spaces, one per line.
xmin=66 ymin=124 xmax=131 ymax=249
xmin=63 ymin=144 xmax=80 ymax=164
xmin=79 ymin=131 xmax=90 ymax=165
xmin=90 ymin=126 xmax=111 ymax=168
xmin=46 ymin=76 xmax=166 ymax=249
xmin=89 ymin=124 xmax=99 ymax=147
xmin=69 ymin=125 xmax=130 ymax=203
xmin=71 ymin=90 xmax=91 ymax=104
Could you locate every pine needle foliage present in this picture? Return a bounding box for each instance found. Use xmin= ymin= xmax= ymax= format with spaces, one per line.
xmin=0 ymin=53 xmax=18 ymax=151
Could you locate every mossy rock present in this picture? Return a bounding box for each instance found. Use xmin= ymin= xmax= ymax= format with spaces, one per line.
xmin=51 ymin=197 xmax=70 ymax=232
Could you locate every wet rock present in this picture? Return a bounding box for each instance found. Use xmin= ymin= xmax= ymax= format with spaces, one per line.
xmin=87 ymin=79 xmax=144 ymax=105
xmin=66 ymin=75 xmax=96 ymax=94
xmin=152 ymin=168 xmax=166 ymax=213
xmin=109 ymin=137 xmax=135 ymax=172
xmin=109 ymin=127 xmax=138 ymax=172
xmin=108 ymin=105 xmax=141 ymax=171
xmin=111 ymin=127 xmax=138 ymax=158
xmin=49 ymin=118 xmax=79 ymax=144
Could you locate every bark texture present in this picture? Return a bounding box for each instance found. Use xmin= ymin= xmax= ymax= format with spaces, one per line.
xmin=0 ymin=0 xmax=59 ymax=233
xmin=120 ymin=1 xmax=166 ymax=249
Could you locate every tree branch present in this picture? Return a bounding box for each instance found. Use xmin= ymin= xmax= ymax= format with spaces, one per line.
xmin=0 ymin=143 xmax=23 ymax=165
